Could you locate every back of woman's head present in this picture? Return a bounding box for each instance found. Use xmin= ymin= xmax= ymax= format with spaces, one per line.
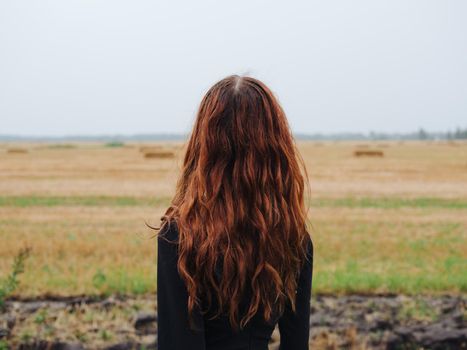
xmin=159 ymin=74 xmax=311 ymax=329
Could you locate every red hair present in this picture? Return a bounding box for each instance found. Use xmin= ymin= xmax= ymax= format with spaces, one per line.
xmin=154 ymin=75 xmax=311 ymax=329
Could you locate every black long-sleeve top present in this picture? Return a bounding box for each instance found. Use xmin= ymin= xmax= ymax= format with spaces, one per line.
xmin=157 ymin=220 xmax=313 ymax=350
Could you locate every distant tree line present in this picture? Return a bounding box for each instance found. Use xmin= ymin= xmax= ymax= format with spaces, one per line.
xmin=446 ymin=127 xmax=467 ymax=140
xmin=1 ymin=127 xmax=467 ymax=142
xmin=295 ymin=126 xmax=467 ymax=141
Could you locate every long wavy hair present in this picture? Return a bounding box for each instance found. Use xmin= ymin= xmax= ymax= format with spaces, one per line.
xmin=153 ymin=75 xmax=311 ymax=330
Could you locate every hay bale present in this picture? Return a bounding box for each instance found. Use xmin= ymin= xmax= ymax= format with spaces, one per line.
xmin=144 ymin=150 xmax=174 ymax=159
xmin=7 ymin=148 xmax=28 ymax=154
xmin=354 ymin=150 xmax=384 ymax=157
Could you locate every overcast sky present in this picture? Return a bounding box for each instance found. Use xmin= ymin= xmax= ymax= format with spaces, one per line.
xmin=1 ymin=0 xmax=466 ymax=136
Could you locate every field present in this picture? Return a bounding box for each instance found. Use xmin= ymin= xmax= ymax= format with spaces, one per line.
xmin=0 ymin=140 xmax=466 ymax=297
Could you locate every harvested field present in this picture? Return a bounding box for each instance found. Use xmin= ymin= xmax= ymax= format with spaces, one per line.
xmin=0 ymin=140 xmax=466 ymax=296
xmin=0 ymin=140 xmax=466 ymax=348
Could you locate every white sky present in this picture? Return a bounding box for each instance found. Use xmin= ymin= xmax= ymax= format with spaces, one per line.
xmin=0 ymin=0 xmax=466 ymax=136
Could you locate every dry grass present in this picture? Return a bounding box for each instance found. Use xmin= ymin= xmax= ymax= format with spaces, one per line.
xmin=0 ymin=140 xmax=466 ymax=296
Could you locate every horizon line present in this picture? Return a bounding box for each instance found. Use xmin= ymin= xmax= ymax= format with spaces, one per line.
xmin=1 ymin=128 xmax=466 ymax=142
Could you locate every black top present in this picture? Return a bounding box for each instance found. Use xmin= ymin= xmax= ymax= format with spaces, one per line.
xmin=157 ymin=220 xmax=313 ymax=350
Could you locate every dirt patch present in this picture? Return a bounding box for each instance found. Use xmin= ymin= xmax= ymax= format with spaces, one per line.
xmin=0 ymin=294 xmax=465 ymax=349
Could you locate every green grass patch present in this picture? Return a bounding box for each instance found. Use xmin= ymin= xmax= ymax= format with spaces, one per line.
xmin=43 ymin=268 xmax=154 ymax=296
xmin=47 ymin=144 xmax=76 ymax=149
xmin=312 ymin=220 xmax=467 ymax=294
xmin=104 ymin=141 xmax=125 ymax=148
xmin=310 ymin=197 xmax=467 ymax=209
xmin=314 ymin=269 xmax=467 ymax=295
xmin=1 ymin=195 xmax=467 ymax=209
xmin=97 ymin=269 xmax=153 ymax=295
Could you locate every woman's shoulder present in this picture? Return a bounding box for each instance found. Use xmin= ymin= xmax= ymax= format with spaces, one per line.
xmin=158 ymin=219 xmax=180 ymax=244
xmin=306 ymin=234 xmax=313 ymax=258
xmin=303 ymin=229 xmax=314 ymax=266
xmin=157 ymin=220 xmax=180 ymax=263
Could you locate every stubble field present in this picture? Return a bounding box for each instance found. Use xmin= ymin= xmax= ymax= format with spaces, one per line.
xmin=0 ymin=140 xmax=466 ymax=297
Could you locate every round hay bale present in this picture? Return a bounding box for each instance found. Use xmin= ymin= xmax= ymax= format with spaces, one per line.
xmin=144 ymin=150 xmax=175 ymax=159
xmin=7 ymin=147 xmax=28 ymax=154
xmin=353 ymin=150 xmax=384 ymax=157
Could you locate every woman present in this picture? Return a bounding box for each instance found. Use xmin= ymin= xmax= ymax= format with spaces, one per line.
xmin=154 ymin=75 xmax=313 ymax=350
